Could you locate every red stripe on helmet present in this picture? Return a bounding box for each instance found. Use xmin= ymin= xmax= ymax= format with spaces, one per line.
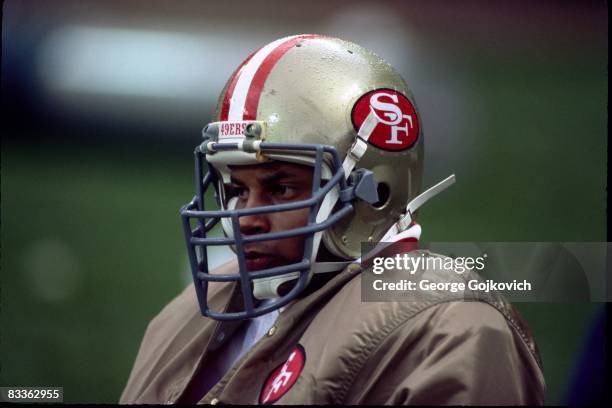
xmin=220 ymin=50 xmax=257 ymax=121
xmin=242 ymin=34 xmax=321 ymax=120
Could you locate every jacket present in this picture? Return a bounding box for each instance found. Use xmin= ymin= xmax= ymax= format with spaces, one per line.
xmin=120 ymin=250 xmax=545 ymax=405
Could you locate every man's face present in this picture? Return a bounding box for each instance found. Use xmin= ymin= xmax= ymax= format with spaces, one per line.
xmin=229 ymin=161 xmax=314 ymax=271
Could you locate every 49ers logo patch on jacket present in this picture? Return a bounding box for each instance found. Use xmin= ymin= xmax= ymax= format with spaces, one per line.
xmin=260 ymin=345 xmax=306 ymax=404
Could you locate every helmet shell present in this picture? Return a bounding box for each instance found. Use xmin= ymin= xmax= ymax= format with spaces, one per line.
xmin=213 ymin=35 xmax=423 ymax=258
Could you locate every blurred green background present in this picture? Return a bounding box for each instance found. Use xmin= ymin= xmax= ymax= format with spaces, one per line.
xmin=1 ymin=0 xmax=607 ymax=404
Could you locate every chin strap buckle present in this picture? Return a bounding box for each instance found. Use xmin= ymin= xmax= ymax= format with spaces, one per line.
xmin=382 ymin=174 xmax=456 ymax=241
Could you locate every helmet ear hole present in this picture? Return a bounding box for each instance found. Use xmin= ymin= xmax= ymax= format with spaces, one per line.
xmin=372 ymin=182 xmax=390 ymax=209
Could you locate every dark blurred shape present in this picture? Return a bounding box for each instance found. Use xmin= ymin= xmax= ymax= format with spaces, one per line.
xmin=565 ymin=306 xmax=605 ymax=405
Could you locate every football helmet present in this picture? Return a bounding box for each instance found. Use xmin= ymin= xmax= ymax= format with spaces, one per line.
xmin=181 ymin=34 xmax=436 ymax=320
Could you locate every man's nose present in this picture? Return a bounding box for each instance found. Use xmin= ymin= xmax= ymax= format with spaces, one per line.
xmin=238 ymin=193 xmax=271 ymax=236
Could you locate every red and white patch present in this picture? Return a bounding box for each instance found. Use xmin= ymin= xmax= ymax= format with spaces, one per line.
xmin=260 ymin=345 xmax=306 ymax=405
xmin=221 ymin=35 xmax=322 ymax=122
xmin=351 ymin=89 xmax=420 ymax=151
xmin=219 ymin=121 xmax=253 ymax=141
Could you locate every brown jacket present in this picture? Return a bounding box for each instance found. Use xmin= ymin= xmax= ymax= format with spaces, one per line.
xmin=120 ymin=251 xmax=545 ymax=405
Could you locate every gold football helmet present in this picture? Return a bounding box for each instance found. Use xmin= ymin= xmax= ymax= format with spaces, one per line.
xmin=181 ymin=35 xmax=452 ymax=320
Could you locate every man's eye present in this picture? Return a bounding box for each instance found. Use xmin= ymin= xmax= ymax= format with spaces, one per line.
xmin=270 ymin=185 xmax=294 ymax=198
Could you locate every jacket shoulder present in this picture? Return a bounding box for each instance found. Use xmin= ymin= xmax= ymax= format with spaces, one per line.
xmin=301 ymin=250 xmax=544 ymax=404
xmin=120 ymin=261 xmax=237 ymax=403
xmin=141 ymin=260 xmax=238 ymax=345
xmin=346 ymin=300 xmax=546 ymax=404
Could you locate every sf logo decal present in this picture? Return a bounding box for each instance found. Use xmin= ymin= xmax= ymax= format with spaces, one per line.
xmin=260 ymin=345 xmax=306 ymax=404
xmin=351 ymin=89 xmax=420 ymax=151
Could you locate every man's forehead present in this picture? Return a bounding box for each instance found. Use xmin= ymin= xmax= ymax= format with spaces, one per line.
xmin=229 ymin=161 xmax=313 ymax=182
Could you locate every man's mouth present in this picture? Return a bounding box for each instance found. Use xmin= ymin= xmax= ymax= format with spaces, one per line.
xmin=244 ymin=252 xmax=283 ymax=271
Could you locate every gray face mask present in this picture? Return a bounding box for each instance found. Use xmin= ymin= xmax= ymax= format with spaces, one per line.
xmin=181 ymin=139 xmax=362 ymax=321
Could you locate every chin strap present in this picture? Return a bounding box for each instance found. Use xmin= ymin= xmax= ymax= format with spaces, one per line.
xmin=356 ymin=223 xmax=422 ymax=264
xmin=308 ymin=112 xmax=380 ymax=272
xmin=380 ymin=174 xmax=455 ymax=242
